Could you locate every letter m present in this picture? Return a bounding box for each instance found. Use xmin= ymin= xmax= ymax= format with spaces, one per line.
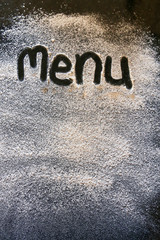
xmin=17 ymin=45 xmax=48 ymax=81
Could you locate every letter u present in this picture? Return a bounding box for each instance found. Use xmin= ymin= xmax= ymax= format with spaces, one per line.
xmin=105 ymin=56 xmax=132 ymax=89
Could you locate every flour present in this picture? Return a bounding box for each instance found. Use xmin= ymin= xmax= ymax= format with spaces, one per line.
xmin=0 ymin=12 xmax=159 ymax=239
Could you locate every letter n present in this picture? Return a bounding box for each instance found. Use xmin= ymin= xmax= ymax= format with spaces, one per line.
xmin=75 ymin=52 xmax=102 ymax=85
